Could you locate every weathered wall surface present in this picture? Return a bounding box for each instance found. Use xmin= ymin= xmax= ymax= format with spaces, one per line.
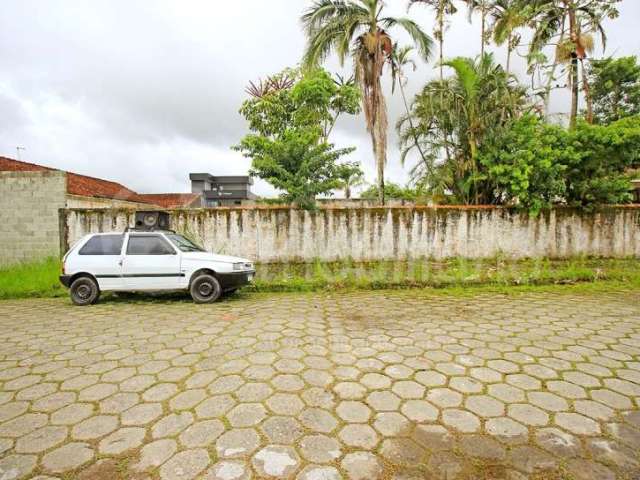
xmin=61 ymin=206 xmax=640 ymax=262
xmin=0 ymin=171 xmax=67 ymax=265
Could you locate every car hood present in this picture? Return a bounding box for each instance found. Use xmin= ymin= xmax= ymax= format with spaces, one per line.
xmin=181 ymin=251 xmax=252 ymax=264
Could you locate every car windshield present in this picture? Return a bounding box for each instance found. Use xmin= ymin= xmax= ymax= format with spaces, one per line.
xmin=166 ymin=234 xmax=206 ymax=252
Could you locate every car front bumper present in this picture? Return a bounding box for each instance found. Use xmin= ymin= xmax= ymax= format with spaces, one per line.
xmin=217 ymin=270 xmax=256 ymax=291
xmin=59 ymin=275 xmax=72 ymax=288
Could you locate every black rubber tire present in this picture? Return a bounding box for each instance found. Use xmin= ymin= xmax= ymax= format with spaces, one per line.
xmin=190 ymin=274 xmax=222 ymax=304
xmin=70 ymin=276 xmax=100 ymax=306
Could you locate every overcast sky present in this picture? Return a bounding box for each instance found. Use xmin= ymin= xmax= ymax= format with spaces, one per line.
xmin=1 ymin=0 xmax=639 ymax=197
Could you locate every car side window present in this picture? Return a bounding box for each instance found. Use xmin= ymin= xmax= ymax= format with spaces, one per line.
xmin=126 ymin=235 xmax=176 ymax=255
xmin=79 ymin=235 xmax=124 ymax=255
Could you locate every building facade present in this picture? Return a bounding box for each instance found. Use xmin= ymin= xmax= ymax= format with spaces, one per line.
xmin=190 ymin=173 xmax=257 ymax=207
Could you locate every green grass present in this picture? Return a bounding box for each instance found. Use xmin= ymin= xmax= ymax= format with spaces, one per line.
xmin=0 ymin=257 xmax=66 ymax=300
xmin=0 ymin=255 xmax=638 ymax=300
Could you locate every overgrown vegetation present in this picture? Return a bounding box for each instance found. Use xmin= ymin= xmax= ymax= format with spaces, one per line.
xmin=2 ymin=256 xmax=637 ymax=300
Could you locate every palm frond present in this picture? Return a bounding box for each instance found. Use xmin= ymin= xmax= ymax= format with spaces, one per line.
xmin=380 ymin=17 xmax=434 ymax=60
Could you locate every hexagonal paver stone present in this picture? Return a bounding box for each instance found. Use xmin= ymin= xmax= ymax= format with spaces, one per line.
xmin=337 ymin=401 xmax=371 ymax=423
xmin=72 ymin=415 xmax=118 ymax=440
xmin=334 ymin=382 xmax=367 ymax=400
xmin=470 ymin=367 xmax=502 ymax=383
xmin=449 ymin=377 xmax=483 ymax=394
xmin=266 ymin=393 xmax=304 ymax=415
xmin=339 ymin=424 xmax=379 ymax=449
xmin=546 ymin=381 xmax=586 ymax=399
xmin=170 ymin=389 xmax=208 ymax=411
xmin=400 ymin=400 xmax=439 ymax=423
xmin=367 ymin=391 xmax=401 ymax=412
xmin=236 ymin=383 xmax=273 ymax=402
xmin=413 ymin=424 xmax=455 ymax=451
xmin=0 ymin=454 xmax=37 ymax=479
xmin=509 ymin=446 xmax=557 ymax=474
xmin=121 ymin=402 xmax=163 ymax=426
xmin=143 ymin=383 xmax=178 ymax=402
xmin=50 ymin=403 xmax=94 ymax=426
xmin=227 ymin=403 xmax=267 ymax=427
xmin=300 ymin=408 xmax=339 ymax=433
xmin=153 ymin=412 xmax=194 ymax=439
xmin=0 ymin=438 xmax=12 ymax=455
xmin=203 ymin=460 xmax=251 ymax=480
xmin=426 ymin=388 xmax=463 ymax=408
xmin=300 ymin=435 xmax=342 ymax=463
xmin=196 ymin=395 xmax=236 ymax=419
xmin=573 ymin=400 xmax=614 ymax=421
xmin=133 ymin=439 xmax=178 ymax=472
xmin=0 ymin=402 xmax=28 ymax=423
xmin=79 ymin=383 xmax=117 ymax=402
xmin=120 ymin=375 xmax=156 ymax=392
xmin=442 ymin=409 xmax=481 ymax=433
xmin=534 ymin=428 xmax=582 ymax=458
xmin=297 ymin=465 xmax=342 ymax=480
xmin=180 ymin=420 xmax=225 ymax=448
xmin=459 ymin=435 xmax=506 ymax=460
xmin=505 ymin=374 xmax=542 ymax=391
xmin=216 ymin=428 xmax=261 ymax=459
xmin=555 ymin=412 xmax=601 ymax=435
xmin=508 ymin=404 xmax=549 ymax=427
xmin=487 ymin=383 xmax=525 ymax=403
xmin=32 ymin=392 xmax=76 ymax=412
xmin=261 ymin=416 xmax=304 ymax=444
xmin=271 ymin=374 xmax=305 ymax=392
xmin=485 ymin=417 xmax=529 ymax=444
xmin=252 ymin=445 xmax=300 ymax=478
xmin=0 ymin=413 xmax=47 ymax=437
xmin=527 ymin=392 xmax=568 ymax=412
xmin=99 ymin=392 xmax=139 ymax=414
xmin=4 ymin=375 xmax=40 ymax=391
xmin=303 ymin=369 xmax=333 ymax=388
xmin=392 ymin=381 xmax=425 ymax=399
xmin=591 ymin=389 xmax=633 ymax=410
xmin=14 ymin=425 xmax=66 ymax=454
xmin=361 ymin=373 xmax=392 ymax=389
xmin=16 ymin=383 xmax=57 ymax=401
xmin=380 ymin=438 xmax=425 ymax=466
xmin=465 ymin=395 xmax=505 ymax=418
xmin=99 ymin=427 xmax=146 ymax=455
xmin=374 ymin=412 xmax=411 ymax=436
xmin=42 ymin=442 xmax=94 ymax=472
xmin=341 ymin=452 xmax=383 ymax=480
xmin=160 ymin=449 xmax=210 ymax=480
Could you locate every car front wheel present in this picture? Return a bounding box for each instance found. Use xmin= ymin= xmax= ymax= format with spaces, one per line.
xmin=70 ymin=276 xmax=100 ymax=306
xmin=190 ymin=274 xmax=222 ymax=304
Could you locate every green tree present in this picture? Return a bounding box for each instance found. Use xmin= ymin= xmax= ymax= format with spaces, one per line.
xmin=408 ymin=0 xmax=457 ymax=80
xmin=398 ymin=54 xmax=528 ymax=204
xmin=336 ymin=162 xmax=366 ymax=199
xmin=587 ymin=56 xmax=640 ymax=124
xmin=462 ymin=0 xmax=494 ymax=58
xmin=529 ymin=0 xmax=621 ymax=128
xmin=302 ymin=0 xmax=433 ymax=205
xmin=234 ymin=69 xmax=361 ymax=209
xmin=360 ymin=182 xmax=419 ymax=201
xmin=489 ymin=0 xmax=531 ymax=75
xmin=479 ymin=114 xmax=640 ymax=212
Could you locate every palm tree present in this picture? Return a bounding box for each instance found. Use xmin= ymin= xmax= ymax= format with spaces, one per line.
xmin=462 ymin=0 xmax=494 ymax=58
xmin=302 ymin=0 xmax=434 ymax=205
xmin=530 ymin=0 xmax=620 ymax=128
xmin=408 ymin=0 xmax=457 ymax=80
xmin=489 ymin=0 xmax=530 ymax=76
xmin=337 ymin=164 xmax=366 ymax=199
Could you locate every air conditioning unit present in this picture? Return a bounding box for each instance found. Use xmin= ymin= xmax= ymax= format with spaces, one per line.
xmin=134 ymin=211 xmax=171 ymax=231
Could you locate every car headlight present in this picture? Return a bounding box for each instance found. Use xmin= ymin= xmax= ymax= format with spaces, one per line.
xmin=233 ymin=262 xmax=253 ymax=271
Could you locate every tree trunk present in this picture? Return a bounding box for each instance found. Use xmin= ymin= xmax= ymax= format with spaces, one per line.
xmin=581 ymin=59 xmax=593 ymax=124
xmin=399 ymin=79 xmax=431 ymax=175
xmin=345 ymin=185 xmax=351 ymax=199
xmin=506 ymin=33 xmax=512 ymax=76
xmin=438 ymin=3 xmax=445 ymax=81
xmin=480 ymin=7 xmax=486 ymax=58
xmin=568 ymin=7 xmax=579 ymax=129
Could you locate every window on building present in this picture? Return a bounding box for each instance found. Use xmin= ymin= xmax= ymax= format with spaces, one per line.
xmin=79 ymin=235 xmax=124 ymax=255
xmin=126 ymin=235 xmax=175 ymax=255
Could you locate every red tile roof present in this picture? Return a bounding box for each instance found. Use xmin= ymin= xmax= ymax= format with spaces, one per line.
xmin=137 ymin=193 xmax=201 ymax=208
xmin=0 ymin=156 xmax=197 ymax=207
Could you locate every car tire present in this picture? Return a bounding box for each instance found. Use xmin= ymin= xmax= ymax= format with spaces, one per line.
xmin=190 ymin=274 xmax=222 ymax=304
xmin=70 ymin=276 xmax=100 ymax=306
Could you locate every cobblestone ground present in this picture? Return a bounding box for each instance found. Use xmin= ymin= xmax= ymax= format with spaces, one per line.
xmin=0 ymin=289 xmax=639 ymax=480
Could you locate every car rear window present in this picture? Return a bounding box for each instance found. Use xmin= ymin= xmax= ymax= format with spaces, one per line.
xmin=126 ymin=235 xmax=175 ymax=255
xmin=79 ymin=235 xmax=124 ymax=255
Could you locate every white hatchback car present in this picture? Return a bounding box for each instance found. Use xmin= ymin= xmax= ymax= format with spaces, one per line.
xmin=60 ymin=231 xmax=255 ymax=305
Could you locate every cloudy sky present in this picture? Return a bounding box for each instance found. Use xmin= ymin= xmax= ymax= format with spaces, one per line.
xmin=1 ymin=0 xmax=638 ymax=197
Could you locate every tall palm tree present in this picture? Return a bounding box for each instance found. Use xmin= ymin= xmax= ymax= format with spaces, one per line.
xmin=462 ymin=0 xmax=495 ymax=58
xmin=408 ymin=0 xmax=457 ymax=80
xmin=530 ymin=0 xmax=620 ymax=128
xmin=302 ymin=0 xmax=434 ymax=205
xmin=489 ymin=0 xmax=529 ymax=76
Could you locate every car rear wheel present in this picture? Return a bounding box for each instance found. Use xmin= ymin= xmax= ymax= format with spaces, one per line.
xmin=70 ymin=276 xmax=100 ymax=306
xmin=190 ymin=274 xmax=222 ymax=304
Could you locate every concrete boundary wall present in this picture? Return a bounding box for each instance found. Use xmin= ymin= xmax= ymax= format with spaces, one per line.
xmin=60 ymin=206 xmax=640 ymax=263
